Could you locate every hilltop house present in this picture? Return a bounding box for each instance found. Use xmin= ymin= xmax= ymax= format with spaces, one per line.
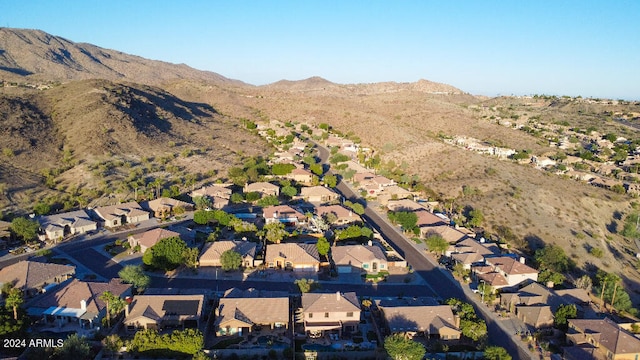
xmin=37 ymin=210 xmax=97 ymax=241
xmin=124 ymin=294 xmax=204 ymax=331
xmin=28 ymin=279 xmax=131 ymax=329
xmin=145 ymin=197 xmax=193 ymax=218
xmin=199 ymin=240 xmax=258 ymax=268
xmin=300 ymin=292 xmax=361 ymax=337
xmin=0 ymin=261 xmax=75 ymax=297
xmin=265 ymin=243 xmax=320 ymax=272
xmin=128 ymin=228 xmax=181 ymax=252
xmin=473 ymin=256 xmax=538 ymax=290
xmin=331 ymin=245 xmax=387 ymax=274
xmin=263 ymin=205 xmax=306 ymax=226
xmin=93 ymin=202 xmax=149 ymax=228
xmin=244 ymin=182 xmax=280 ymax=198
xmin=215 ymin=293 xmax=289 ymax=336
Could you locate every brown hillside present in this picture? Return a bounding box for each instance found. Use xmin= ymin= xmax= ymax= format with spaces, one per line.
xmin=0 ymin=28 xmax=242 ymax=86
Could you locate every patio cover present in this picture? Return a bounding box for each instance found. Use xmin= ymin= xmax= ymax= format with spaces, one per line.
xmin=305 ymin=321 xmax=342 ymax=331
xmin=43 ymin=306 xmax=85 ymax=318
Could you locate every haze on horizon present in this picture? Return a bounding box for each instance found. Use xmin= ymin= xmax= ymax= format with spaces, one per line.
xmin=2 ymin=0 xmax=639 ymax=100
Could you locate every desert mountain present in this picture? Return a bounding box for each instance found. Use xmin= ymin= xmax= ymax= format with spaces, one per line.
xmin=0 ymin=28 xmax=241 ymax=86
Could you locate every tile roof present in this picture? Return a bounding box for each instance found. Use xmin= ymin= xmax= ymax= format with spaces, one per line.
xmin=378 ymin=304 xmax=459 ymax=334
xmin=263 ymin=205 xmax=305 ymax=221
xmin=126 ymin=294 xmax=204 ymax=323
xmin=130 ymin=228 xmax=180 ymax=249
xmin=302 ymin=292 xmax=360 ymax=313
xmin=331 ymin=245 xmax=386 ymax=267
xmin=386 ymin=199 xmax=426 ymax=212
xmin=0 ymin=260 xmax=75 ymax=290
xmin=414 ymin=210 xmax=447 ymax=227
xmin=216 ymin=296 xmax=289 ymax=327
xmin=515 ymin=305 xmax=553 ymax=328
xmin=146 ymin=197 xmax=193 ymax=212
xmin=223 ymin=287 xmax=289 ymax=298
xmin=199 ymin=240 xmax=257 ymax=264
xmin=454 ymin=238 xmax=501 ymax=256
xmin=314 ymin=205 xmax=353 ymax=219
xmin=568 ymin=318 xmax=640 ymax=355
xmin=190 ymin=185 xmax=233 ymax=199
xmin=300 ymin=186 xmax=339 ymax=197
xmin=94 ymin=201 xmax=147 ymax=221
xmin=486 ymin=256 xmax=538 ymax=275
xmin=244 ymin=182 xmax=279 ymax=192
xmin=265 ymin=243 xmax=320 ymax=264
xmin=29 ymin=279 xmax=131 ymax=317
xmin=38 ymin=210 xmax=97 ymax=233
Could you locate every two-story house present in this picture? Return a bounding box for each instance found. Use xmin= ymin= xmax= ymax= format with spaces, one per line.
xmin=300 ymin=292 xmax=361 ymax=337
xmin=565 ymin=318 xmax=640 ymax=360
xmin=473 ymin=256 xmax=539 ymax=290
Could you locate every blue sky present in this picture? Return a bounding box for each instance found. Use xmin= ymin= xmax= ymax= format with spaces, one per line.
xmin=2 ymin=1 xmax=639 ymax=99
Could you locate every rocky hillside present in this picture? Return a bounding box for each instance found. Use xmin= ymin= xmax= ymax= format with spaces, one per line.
xmin=0 ymin=28 xmax=241 ymax=86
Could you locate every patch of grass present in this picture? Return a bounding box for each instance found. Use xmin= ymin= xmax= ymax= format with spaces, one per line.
xmin=411 ymin=237 xmax=422 ymax=244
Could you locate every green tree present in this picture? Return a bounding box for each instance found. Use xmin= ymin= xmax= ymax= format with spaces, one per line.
xmin=220 ymin=249 xmax=242 ymax=271
xmin=554 ymin=304 xmax=577 ymax=330
xmin=103 ymin=334 xmax=124 ymax=359
xmin=335 ymin=225 xmax=364 ymax=242
xmin=383 ymin=333 xmax=426 ymax=360
xmin=99 ymin=291 xmax=125 ymax=328
xmin=193 ymin=210 xmax=213 ymax=225
xmin=272 ymin=163 xmax=296 ymax=175
xmin=245 ymin=191 xmax=261 ymax=202
xmin=118 ymin=265 xmax=151 ymax=291
xmin=263 ymin=222 xmax=287 ymax=243
xmin=348 ymin=202 xmax=365 ymax=215
xmin=316 ymin=237 xmax=330 ymax=256
xmin=147 ymin=237 xmax=188 ymax=271
xmin=309 ymin=163 xmax=323 ymax=176
xmin=323 ymin=174 xmax=337 ymax=188
xmin=460 ymin=318 xmax=487 ymax=341
xmin=257 ymin=195 xmax=280 ymax=207
xmin=425 ymin=234 xmax=448 ymax=255
xmin=294 ymin=278 xmax=317 ymax=293
xmin=5 ymin=286 xmax=23 ymax=320
xmin=10 ymin=217 xmax=39 ymax=243
xmin=388 ymin=211 xmax=418 ymax=233
xmin=534 ymin=245 xmax=573 ymax=273
xmin=230 ymin=192 xmax=244 ymax=204
xmin=538 ymin=269 xmax=565 ymax=287
xmin=193 ymin=196 xmax=213 ymax=210
xmin=468 ymin=208 xmax=484 ymax=227
xmin=33 ymin=202 xmax=51 ymax=216
xmin=55 ymin=334 xmax=91 ymax=360
xmin=483 ymin=346 xmax=512 ymax=360
xmin=621 ymin=213 xmax=640 ymax=238
xmin=183 ymin=247 xmax=199 ymax=270
xmin=281 ymin=185 xmax=298 ymax=198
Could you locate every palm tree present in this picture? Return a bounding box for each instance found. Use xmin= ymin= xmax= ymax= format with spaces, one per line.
xmin=99 ymin=291 xmax=117 ymax=327
xmin=5 ymin=287 xmax=23 ymax=320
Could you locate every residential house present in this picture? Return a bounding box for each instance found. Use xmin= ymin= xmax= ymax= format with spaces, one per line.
xmin=474 ymin=256 xmax=538 ymax=289
xmin=565 ymin=318 xmax=640 ymax=360
xmin=145 ymin=197 xmax=194 ymax=218
xmin=128 ymin=228 xmax=181 ymax=252
xmin=301 ymin=292 xmax=361 ymax=336
xmin=387 ymin=199 xmax=425 ymax=212
xmin=190 ymin=184 xmax=233 ymax=209
xmin=315 ymin=205 xmax=361 ymax=226
xmin=37 ymin=210 xmax=97 ymax=241
xmin=265 ymin=243 xmax=320 ymax=272
xmin=447 ymin=238 xmax=501 ymax=270
xmin=124 ymin=294 xmax=204 ymax=331
xmin=376 ymin=301 xmax=461 ymax=340
xmin=244 ymin=182 xmax=280 ymax=197
xmin=28 ymin=279 xmax=131 ymax=329
xmin=421 ymin=225 xmax=469 ymax=244
xmin=300 ymin=186 xmax=340 ymax=204
xmin=93 ymin=202 xmax=150 ymax=228
xmin=284 ymin=168 xmax=314 ymax=184
xmin=414 ymin=210 xmax=448 ymax=228
xmin=199 ymin=240 xmax=258 ymax=268
xmin=215 ymin=294 xmax=289 ymax=335
xmin=331 ymin=245 xmax=387 ymax=274
xmin=376 ymin=185 xmax=413 ymax=204
xmin=515 ymin=305 xmax=554 ymax=329
xmin=0 ymin=260 xmax=75 ymax=297
xmin=263 ymin=205 xmax=306 ymax=226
